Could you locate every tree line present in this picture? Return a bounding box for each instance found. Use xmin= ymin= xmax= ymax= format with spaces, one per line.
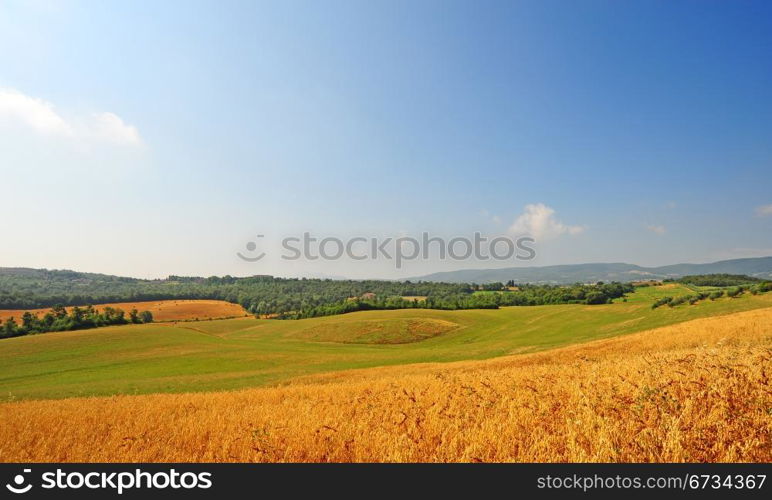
xmin=283 ymin=282 xmax=634 ymax=319
xmin=674 ymin=274 xmax=763 ymax=287
xmin=0 ymin=305 xmax=153 ymax=338
xmin=0 ymin=269 xmax=638 ymax=322
xmin=651 ymin=281 xmax=772 ymax=309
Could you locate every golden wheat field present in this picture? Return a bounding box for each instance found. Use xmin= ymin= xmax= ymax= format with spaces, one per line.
xmin=0 ymin=299 xmax=248 ymax=323
xmin=0 ymin=307 xmax=770 ymax=463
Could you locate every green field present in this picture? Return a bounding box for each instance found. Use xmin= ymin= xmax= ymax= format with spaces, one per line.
xmin=2 ymin=284 xmax=771 ymax=401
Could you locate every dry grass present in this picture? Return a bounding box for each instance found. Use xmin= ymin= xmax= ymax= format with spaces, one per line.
xmin=0 ymin=300 xmax=248 ymax=323
xmin=0 ymin=308 xmax=769 ymax=463
xmin=290 ymin=318 xmax=458 ymax=344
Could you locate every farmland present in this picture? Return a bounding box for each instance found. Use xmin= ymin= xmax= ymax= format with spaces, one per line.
xmin=0 ymin=299 xmax=248 ymax=323
xmin=0 ymin=303 xmax=769 ymax=462
xmin=1 ymin=284 xmax=770 ymax=401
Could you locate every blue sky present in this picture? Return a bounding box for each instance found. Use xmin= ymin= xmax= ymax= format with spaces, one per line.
xmin=1 ymin=0 xmax=771 ymax=279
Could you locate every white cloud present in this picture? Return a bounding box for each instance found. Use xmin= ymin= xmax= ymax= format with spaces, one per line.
xmin=0 ymin=88 xmax=73 ymax=136
xmin=508 ymin=203 xmax=585 ymax=240
xmin=755 ymin=204 xmax=772 ymax=217
xmin=88 ymin=112 xmax=142 ymax=145
xmin=646 ymin=224 xmax=666 ymax=235
xmin=0 ymin=87 xmax=142 ymax=146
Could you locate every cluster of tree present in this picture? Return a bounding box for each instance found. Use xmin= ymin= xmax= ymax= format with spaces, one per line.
xmin=494 ymin=282 xmax=634 ymax=306
xmin=720 ymin=282 xmax=772 ymax=297
xmin=674 ymin=274 xmax=762 ymax=287
xmin=651 ymin=282 xmax=772 ymax=309
xmin=652 ymin=293 xmax=714 ymax=309
xmin=478 ymin=282 xmax=507 ymax=291
xmin=629 ymin=280 xmax=662 ymax=288
xmin=283 ymin=282 xmax=634 ymax=319
xmin=0 ymin=305 xmax=153 ymax=338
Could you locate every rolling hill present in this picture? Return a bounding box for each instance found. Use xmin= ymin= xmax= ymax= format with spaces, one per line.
xmin=2 ymin=284 xmax=770 ymax=401
xmin=2 ymin=304 xmax=769 ymax=462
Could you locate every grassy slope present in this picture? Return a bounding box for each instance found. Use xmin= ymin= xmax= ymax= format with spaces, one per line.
xmin=1 ymin=284 xmax=770 ymax=400
xmin=2 ymin=306 xmax=769 ymax=462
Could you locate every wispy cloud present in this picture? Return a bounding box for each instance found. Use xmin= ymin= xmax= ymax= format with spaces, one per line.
xmin=509 ymin=203 xmax=585 ymax=240
xmin=87 ymin=111 xmax=142 ymax=145
xmin=0 ymin=87 xmax=142 ymax=146
xmin=755 ymin=204 xmax=772 ymax=217
xmin=646 ymin=224 xmax=666 ymax=235
xmin=480 ymin=209 xmax=502 ymax=225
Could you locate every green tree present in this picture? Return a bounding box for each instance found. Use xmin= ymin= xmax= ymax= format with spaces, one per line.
xmin=21 ymin=311 xmax=38 ymax=332
xmin=585 ymin=291 xmax=608 ymax=305
xmin=70 ymin=306 xmax=85 ymax=324
xmin=3 ymin=317 xmax=19 ymax=337
xmin=51 ymin=305 xmax=67 ymax=319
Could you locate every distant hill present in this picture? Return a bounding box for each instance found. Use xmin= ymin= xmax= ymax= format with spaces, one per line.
xmin=408 ymin=257 xmax=772 ymax=284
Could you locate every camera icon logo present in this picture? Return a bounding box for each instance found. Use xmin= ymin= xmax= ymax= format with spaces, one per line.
xmin=6 ymin=469 xmax=32 ymax=494
xmin=236 ymin=234 xmax=266 ymax=262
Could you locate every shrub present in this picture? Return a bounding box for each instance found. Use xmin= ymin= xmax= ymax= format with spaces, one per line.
xmin=585 ymin=291 xmax=609 ymax=305
xmin=669 ymin=296 xmax=690 ymax=307
xmin=651 ymin=297 xmax=673 ymax=309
